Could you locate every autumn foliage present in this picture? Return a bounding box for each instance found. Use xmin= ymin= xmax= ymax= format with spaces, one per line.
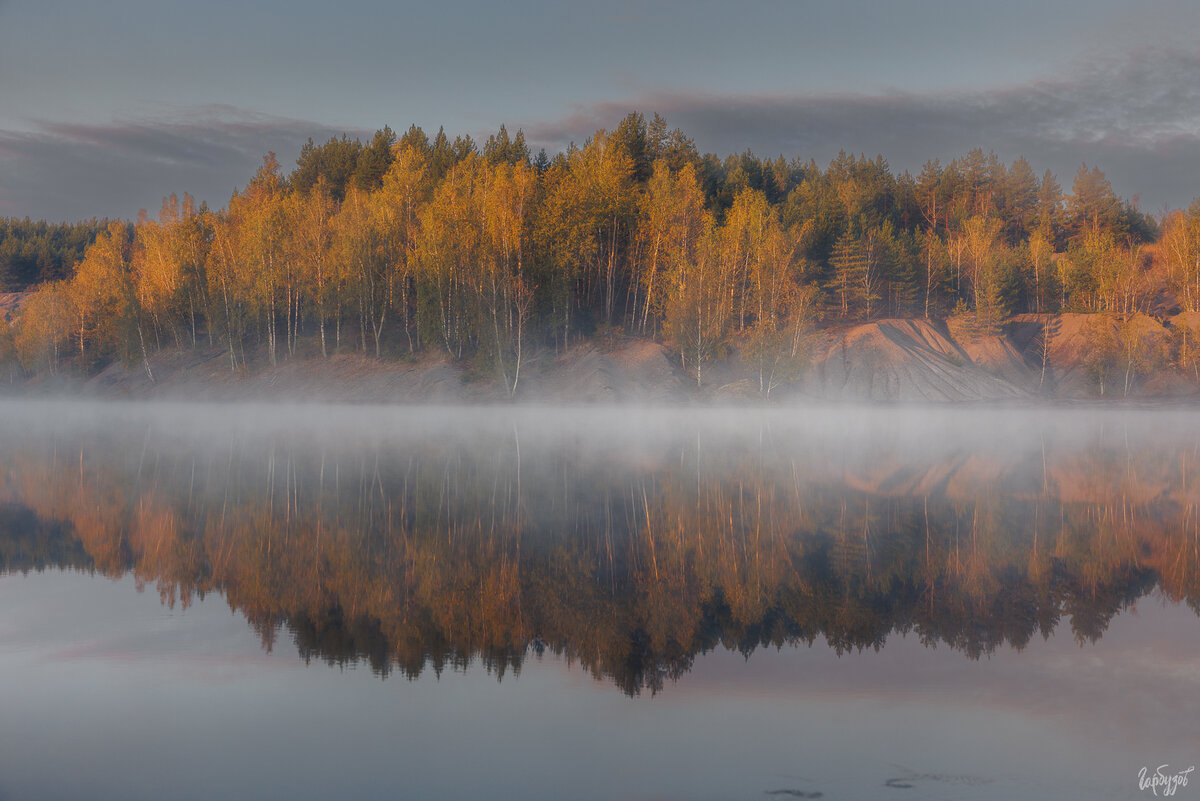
xmin=6 ymin=113 xmax=1198 ymax=390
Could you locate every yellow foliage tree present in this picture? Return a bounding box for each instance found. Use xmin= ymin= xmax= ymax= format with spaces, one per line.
xmin=632 ymin=160 xmax=706 ymax=336
xmin=1160 ymin=205 xmax=1200 ymax=312
xmin=15 ymin=281 xmax=73 ymax=374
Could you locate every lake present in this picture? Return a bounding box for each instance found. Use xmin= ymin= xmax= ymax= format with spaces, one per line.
xmin=0 ymin=401 xmax=1197 ymax=800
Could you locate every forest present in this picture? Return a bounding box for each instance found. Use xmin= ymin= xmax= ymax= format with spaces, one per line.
xmin=3 ymin=111 xmax=1199 ymax=394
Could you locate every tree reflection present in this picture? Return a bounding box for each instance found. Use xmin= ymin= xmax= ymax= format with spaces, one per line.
xmin=0 ymin=408 xmax=1197 ymax=696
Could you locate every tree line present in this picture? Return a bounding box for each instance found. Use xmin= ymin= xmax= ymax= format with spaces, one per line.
xmin=7 ymin=111 xmax=1200 ymax=388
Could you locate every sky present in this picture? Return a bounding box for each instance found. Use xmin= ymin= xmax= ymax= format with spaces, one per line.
xmin=2 ymin=0 xmax=1200 ymax=220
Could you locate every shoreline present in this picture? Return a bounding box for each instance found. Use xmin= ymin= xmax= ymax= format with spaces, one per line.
xmin=6 ymin=314 xmax=1200 ymax=406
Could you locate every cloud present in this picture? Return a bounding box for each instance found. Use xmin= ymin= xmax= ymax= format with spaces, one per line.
xmin=526 ymin=48 xmax=1200 ymax=212
xmin=5 ymin=48 xmax=1200 ymax=220
xmin=0 ymin=106 xmax=370 ymax=221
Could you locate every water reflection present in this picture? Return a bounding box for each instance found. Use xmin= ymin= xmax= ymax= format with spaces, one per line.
xmin=1 ymin=402 xmax=1198 ymax=695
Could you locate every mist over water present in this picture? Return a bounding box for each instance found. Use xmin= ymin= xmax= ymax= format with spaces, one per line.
xmin=1 ymin=399 xmax=1198 ymax=799
xmin=4 ymin=400 xmax=1200 ymax=675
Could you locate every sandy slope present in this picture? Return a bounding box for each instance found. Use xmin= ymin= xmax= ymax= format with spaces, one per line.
xmin=16 ymin=338 xmax=692 ymax=405
xmin=802 ymin=319 xmax=1030 ymax=402
xmin=0 ymin=292 xmax=29 ymax=324
xmin=524 ymin=339 xmax=690 ymax=403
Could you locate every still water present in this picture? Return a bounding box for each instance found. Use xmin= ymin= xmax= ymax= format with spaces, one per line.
xmin=0 ymin=401 xmax=1197 ymax=800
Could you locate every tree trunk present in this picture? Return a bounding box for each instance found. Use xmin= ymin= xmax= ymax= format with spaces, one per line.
xmin=268 ymin=302 xmax=277 ymax=366
xmin=137 ymin=320 xmax=155 ymax=383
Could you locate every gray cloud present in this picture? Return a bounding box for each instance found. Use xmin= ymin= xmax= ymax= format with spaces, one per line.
xmin=0 ymin=106 xmax=370 ymax=221
xmin=5 ymin=48 xmax=1200 ymax=221
xmin=527 ymin=49 xmax=1200 ymax=212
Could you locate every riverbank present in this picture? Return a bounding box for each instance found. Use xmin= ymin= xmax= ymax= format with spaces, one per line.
xmin=6 ymin=313 xmax=1200 ymax=404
